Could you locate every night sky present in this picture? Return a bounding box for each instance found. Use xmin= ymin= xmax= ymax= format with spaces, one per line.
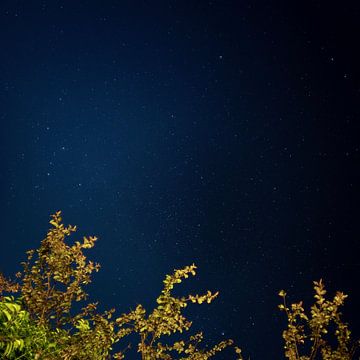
xmin=0 ymin=1 xmax=359 ymax=359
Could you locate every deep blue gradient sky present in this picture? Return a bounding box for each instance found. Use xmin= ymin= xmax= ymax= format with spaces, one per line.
xmin=1 ymin=1 xmax=359 ymax=359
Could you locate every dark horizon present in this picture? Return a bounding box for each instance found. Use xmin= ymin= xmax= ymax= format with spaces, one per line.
xmin=0 ymin=1 xmax=359 ymax=358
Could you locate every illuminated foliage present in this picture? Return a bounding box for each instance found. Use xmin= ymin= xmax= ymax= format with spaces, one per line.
xmin=19 ymin=211 xmax=100 ymax=328
xmin=0 ymin=295 xmax=69 ymax=359
xmin=114 ymin=263 xmax=243 ymax=359
xmin=1 ymin=212 xmax=358 ymax=359
xmin=0 ymin=212 xmax=244 ymax=359
xmin=279 ymin=280 xmax=360 ymax=359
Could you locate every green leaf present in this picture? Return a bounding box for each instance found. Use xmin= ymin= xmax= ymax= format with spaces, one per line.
xmin=2 ymin=309 xmax=12 ymax=321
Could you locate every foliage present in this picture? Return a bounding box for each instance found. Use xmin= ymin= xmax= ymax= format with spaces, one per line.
xmin=279 ymin=280 xmax=360 ymax=359
xmin=1 ymin=211 xmax=358 ymax=359
xmin=0 ymin=295 xmax=69 ymax=359
xmin=19 ymin=211 xmax=100 ymax=328
xmin=114 ymin=263 xmax=243 ymax=359
xmin=0 ymin=212 xmax=243 ymax=359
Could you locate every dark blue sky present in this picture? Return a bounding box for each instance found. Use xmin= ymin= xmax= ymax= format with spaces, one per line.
xmin=0 ymin=1 xmax=359 ymax=359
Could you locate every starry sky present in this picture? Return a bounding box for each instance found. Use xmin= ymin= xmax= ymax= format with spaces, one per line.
xmin=0 ymin=1 xmax=359 ymax=359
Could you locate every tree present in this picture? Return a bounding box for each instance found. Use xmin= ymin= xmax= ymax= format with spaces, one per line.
xmin=0 ymin=212 xmax=243 ymax=359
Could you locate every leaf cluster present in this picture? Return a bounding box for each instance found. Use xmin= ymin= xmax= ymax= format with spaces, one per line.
xmin=0 ymin=295 xmax=68 ymax=359
xmin=115 ymin=263 xmax=243 ymax=359
xmin=278 ymin=280 xmax=360 ymax=360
